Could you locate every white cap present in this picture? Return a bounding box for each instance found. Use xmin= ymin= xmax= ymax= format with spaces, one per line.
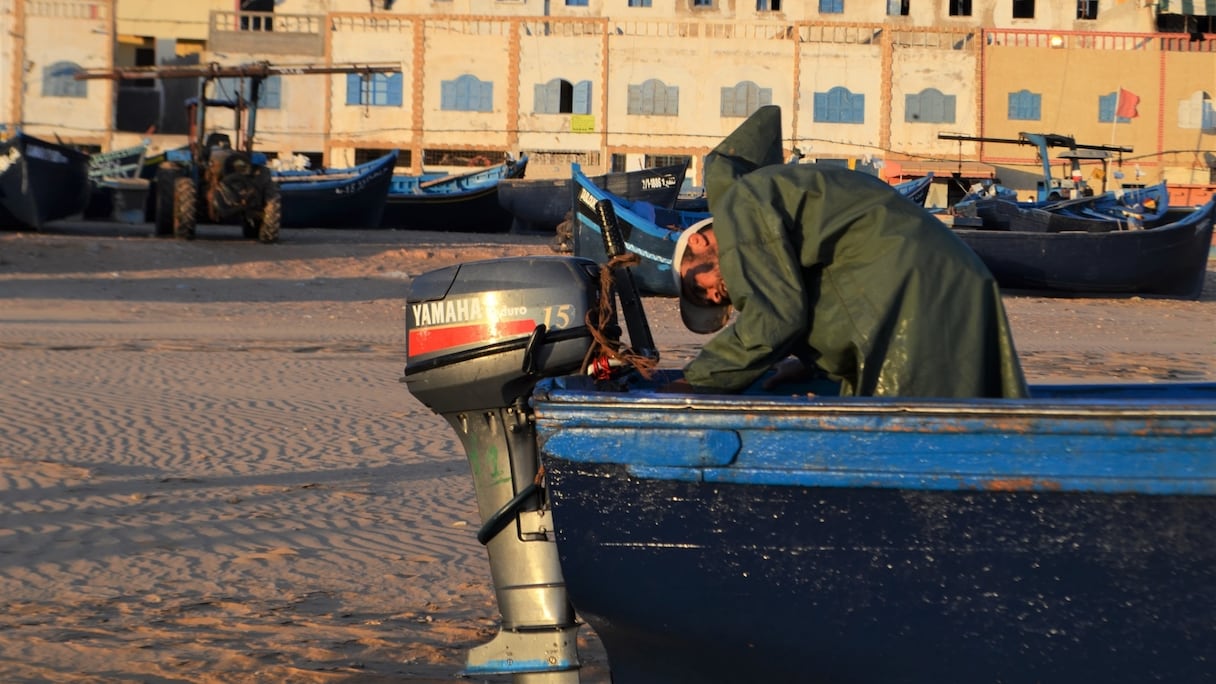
xmin=672 ymin=217 xmax=731 ymax=334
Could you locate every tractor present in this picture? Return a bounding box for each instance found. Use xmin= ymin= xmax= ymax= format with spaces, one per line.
xmin=75 ymin=61 xmax=402 ymax=243
xmin=153 ymin=72 xmax=280 ymax=243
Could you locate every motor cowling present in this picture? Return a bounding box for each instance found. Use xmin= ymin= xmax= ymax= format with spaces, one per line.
xmin=404 ymin=256 xmax=604 ymax=415
xmin=402 ymin=255 xmax=603 ymax=682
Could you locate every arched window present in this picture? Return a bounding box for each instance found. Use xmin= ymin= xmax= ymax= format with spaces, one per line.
xmin=628 ymin=79 xmax=679 ymax=116
xmin=813 ymin=86 xmax=864 ymax=124
xmin=721 ymin=81 xmax=772 ymax=118
xmin=905 ymin=88 xmax=955 ymax=124
xmin=442 ymin=75 xmax=493 ymax=112
xmin=1008 ymin=89 xmax=1041 ymax=121
xmin=534 ymin=78 xmax=592 ymax=114
xmin=1178 ymin=91 xmax=1215 ymax=131
xmin=43 ymin=61 xmax=86 ymax=98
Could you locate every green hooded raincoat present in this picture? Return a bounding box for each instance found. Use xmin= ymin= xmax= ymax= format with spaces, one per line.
xmin=683 ymin=105 xmax=1028 ymax=398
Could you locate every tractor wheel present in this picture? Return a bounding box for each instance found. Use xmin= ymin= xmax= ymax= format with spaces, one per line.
xmin=258 ymin=189 xmax=282 ymax=244
xmin=173 ymin=176 xmax=197 ymax=240
xmin=153 ymin=166 xmax=180 ymax=236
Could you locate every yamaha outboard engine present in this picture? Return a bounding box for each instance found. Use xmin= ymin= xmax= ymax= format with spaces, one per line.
xmin=402 ymin=200 xmax=656 ymax=682
xmin=402 ymin=255 xmax=606 ymax=682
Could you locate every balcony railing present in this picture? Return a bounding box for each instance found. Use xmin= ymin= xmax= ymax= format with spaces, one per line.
xmin=208 ymin=11 xmax=325 ymax=57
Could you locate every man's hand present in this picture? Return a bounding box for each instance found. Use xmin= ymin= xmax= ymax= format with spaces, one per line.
xmin=762 ymin=357 xmax=816 ymax=390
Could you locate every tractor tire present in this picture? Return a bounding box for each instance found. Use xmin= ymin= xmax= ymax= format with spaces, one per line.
xmin=258 ymin=189 xmax=282 ymax=244
xmin=241 ymin=216 xmax=259 ymax=240
xmin=173 ymin=176 xmax=197 ymax=240
xmin=153 ymin=166 xmax=180 ymax=236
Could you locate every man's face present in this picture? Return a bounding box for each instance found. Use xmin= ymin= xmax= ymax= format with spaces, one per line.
xmin=680 ymin=228 xmax=730 ymax=307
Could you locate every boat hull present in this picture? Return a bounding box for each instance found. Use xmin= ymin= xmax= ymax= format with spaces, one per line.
xmin=952 ymin=199 xmax=1215 ymax=298
xmin=380 ymin=156 xmax=527 ymax=232
xmin=534 ymin=378 xmax=1216 ymax=684
xmin=277 ymin=150 xmax=397 ymax=228
xmin=570 ymin=163 xmax=707 ymax=295
xmin=0 ymin=133 xmax=91 ymax=229
xmin=498 ymin=162 xmax=687 ymax=233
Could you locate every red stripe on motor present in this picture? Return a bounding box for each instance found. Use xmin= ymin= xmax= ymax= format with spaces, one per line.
xmin=409 ymin=319 xmax=538 ymax=356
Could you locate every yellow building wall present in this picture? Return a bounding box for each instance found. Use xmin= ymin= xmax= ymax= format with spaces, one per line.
xmin=514 ymin=21 xmax=604 ymax=156
xmin=420 ymin=17 xmax=515 ymax=149
xmin=326 ymin=14 xmax=417 ymax=163
xmin=795 ymin=35 xmax=884 ymax=157
xmin=20 ymin=0 xmax=112 ymax=146
xmin=1160 ymin=47 xmax=1216 ymax=188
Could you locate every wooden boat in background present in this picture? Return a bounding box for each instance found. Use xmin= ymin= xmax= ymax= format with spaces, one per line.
xmin=950 ymin=197 xmax=1215 ymax=298
xmin=83 ymin=142 xmax=151 ymax=222
xmin=275 ymin=149 xmax=397 ymax=228
xmin=498 ymin=161 xmax=687 ymax=233
xmin=379 ymin=155 xmax=527 ymax=232
xmin=570 ymin=162 xmax=706 ymax=295
xmin=894 ymin=172 xmax=934 ymax=207
xmin=953 ymin=181 xmax=1171 ymax=233
xmin=0 ymin=132 xmax=91 ymax=230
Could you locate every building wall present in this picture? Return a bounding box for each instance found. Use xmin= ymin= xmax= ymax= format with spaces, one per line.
xmin=12 ymin=0 xmax=1211 ymax=198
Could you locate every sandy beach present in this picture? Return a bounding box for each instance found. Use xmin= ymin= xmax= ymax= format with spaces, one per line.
xmin=1 ymin=220 xmax=1213 ymax=683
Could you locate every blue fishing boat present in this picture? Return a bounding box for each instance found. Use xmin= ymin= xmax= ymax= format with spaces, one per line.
xmin=951 ymin=198 xmax=1215 ymax=298
xmin=499 ymin=161 xmax=687 ymax=233
xmin=274 ymin=149 xmax=397 ymax=228
xmin=954 ymin=181 xmax=1171 ymax=233
xmin=379 ymin=154 xmax=527 ymax=232
xmin=401 ymin=250 xmax=1216 ymax=684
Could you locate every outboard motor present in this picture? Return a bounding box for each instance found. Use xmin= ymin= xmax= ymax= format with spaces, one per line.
xmin=402 ymin=201 xmax=656 ymax=682
xmin=402 ymin=255 xmax=607 ymax=682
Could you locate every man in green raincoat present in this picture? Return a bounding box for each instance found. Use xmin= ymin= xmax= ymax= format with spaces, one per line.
xmin=667 ymin=105 xmax=1027 ymax=398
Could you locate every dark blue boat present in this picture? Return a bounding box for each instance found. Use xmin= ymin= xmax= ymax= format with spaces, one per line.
xmin=275 ymin=149 xmax=397 ymax=228
xmin=532 ymin=374 xmax=1216 ymax=684
xmin=570 ymin=162 xmax=707 ymax=295
xmin=951 ymin=197 xmax=1216 ymax=298
xmin=379 ymin=155 xmax=527 ymax=232
xmin=500 ymin=161 xmax=687 ymax=233
xmin=0 ymin=132 xmax=91 ymax=229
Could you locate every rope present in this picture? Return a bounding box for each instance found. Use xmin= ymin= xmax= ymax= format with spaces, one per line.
xmin=581 ymin=257 xmax=660 ymax=381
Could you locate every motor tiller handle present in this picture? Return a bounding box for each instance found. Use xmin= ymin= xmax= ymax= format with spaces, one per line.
xmin=594 ymin=199 xmax=658 ymax=361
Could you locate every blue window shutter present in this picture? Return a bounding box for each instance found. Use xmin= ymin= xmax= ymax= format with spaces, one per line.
xmin=721 ymin=86 xmax=735 ymax=116
xmin=667 ymin=86 xmax=680 ymax=115
xmin=260 ymin=76 xmax=281 ymax=109
xmin=850 ymin=92 xmax=864 ymax=123
xmin=387 ymin=73 xmax=403 ymax=106
xmin=479 ymin=81 xmax=493 ymax=112
xmin=573 ymin=81 xmax=592 ymax=115
xmin=627 ymin=84 xmax=642 ymax=114
xmin=534 ymin=84 xmax=547 ymax=113
xmin=346 ymin=74 xmax=362 ymax=105
xmin=441 ymin=80 xmax=455 ymax=110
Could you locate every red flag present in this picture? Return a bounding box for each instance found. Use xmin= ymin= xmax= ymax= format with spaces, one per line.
xmin=1116 ymin=88 xmax=1140 ymax=119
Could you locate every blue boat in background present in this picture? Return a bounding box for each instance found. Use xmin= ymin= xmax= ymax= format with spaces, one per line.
xmin=274 ymin=149 xmax=397 ymax=228
xmin=379 ymin=154 xmax=527 ymax=232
